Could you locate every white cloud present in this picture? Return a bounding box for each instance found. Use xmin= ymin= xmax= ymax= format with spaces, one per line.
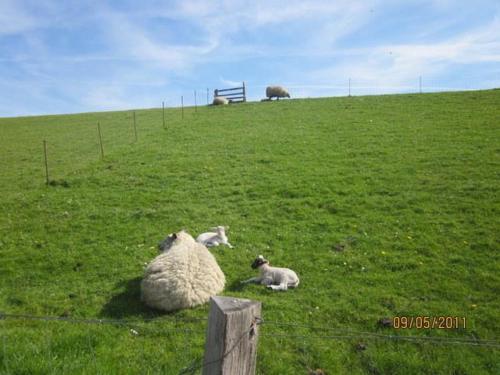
xmin=306 ymin=17 xmax=500 ymax=93
xmin=219 ymin=77 xmax=242 ymax=87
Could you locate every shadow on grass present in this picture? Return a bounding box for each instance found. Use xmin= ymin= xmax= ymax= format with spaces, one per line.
xmin=99 ymin=277 xmax=167 ymax=319
xmin=100 ymin=277 xmax=259 ymax=320
xmin=226 ymin=279 xmax=246 ymax=292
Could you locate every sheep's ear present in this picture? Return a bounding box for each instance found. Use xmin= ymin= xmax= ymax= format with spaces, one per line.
xmin=258 ymin=255 xmax=264 ymax=259
xmin=172 ymin=233 xmax=177 ymax=239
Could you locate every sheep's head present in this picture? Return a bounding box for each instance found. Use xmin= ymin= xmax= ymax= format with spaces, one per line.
xmin=158 ymin=232 xmax=178 ymax=253
xmin=285 ymin=92 xmax=290 ymax=98
xmin=251 ymin=255 xmax=269 ymax=269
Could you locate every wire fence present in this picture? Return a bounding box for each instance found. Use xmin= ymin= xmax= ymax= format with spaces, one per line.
xmin=5 ymin=312 xmax=497 ymax=348
xmin=1 ymin=82 xmax=495 ymax=189
xmin=1 ymin=311 xmax=499 ymax=374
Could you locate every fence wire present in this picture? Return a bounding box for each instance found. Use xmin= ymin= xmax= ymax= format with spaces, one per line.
xmin=1 ymin=311 xmax=499 ymax=374
xmin=260 ymin=320 xmax=500 ymax=347
xmin=2 ymin=312 xmax=498 ymax=348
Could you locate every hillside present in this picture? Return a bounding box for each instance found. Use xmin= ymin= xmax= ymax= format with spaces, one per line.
xmin=0 ymin=90 xmax=499 ymax=374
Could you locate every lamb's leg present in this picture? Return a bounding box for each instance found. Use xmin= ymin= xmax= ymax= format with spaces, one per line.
xmin=226 ymin=242 xmax=234 ymax=249
xmin=267 ymin=283 xmax=288 ymax=291
xmin=241 ymin=277 xmax=261 ymax=284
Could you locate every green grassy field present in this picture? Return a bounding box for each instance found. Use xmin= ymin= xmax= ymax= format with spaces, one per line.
xmin=0 ymin=90 xmax=499 ymax=374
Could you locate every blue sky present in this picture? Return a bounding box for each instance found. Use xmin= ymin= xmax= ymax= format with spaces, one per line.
xmin=1 ymin=0 xmax=499 ymax=117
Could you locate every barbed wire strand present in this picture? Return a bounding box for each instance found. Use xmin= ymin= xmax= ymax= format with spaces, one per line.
xmin=260 ymin=333 xmax=500 ymax=348
xmin=261 ymin=320 xmax=499 ymax=345
xmin=0 ymin=312 xmax=206 ymax=325
xmin=2 ymin=312 xmax=498 ymax=348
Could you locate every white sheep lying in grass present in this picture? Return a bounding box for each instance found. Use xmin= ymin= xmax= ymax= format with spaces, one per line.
xmin=196 ymin=226 xmax=233 ymax=249
xmin=141 ymin=230 xmax=225 ymax=312
xmin=213 ymin=96 xmax=229 ymax=105
xmin=242 ymin=255 xmax=299 ymax=291
xmin=266 ymin=86 xmax=290 ymax=100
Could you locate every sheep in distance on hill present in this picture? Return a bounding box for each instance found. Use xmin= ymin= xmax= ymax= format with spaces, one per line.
xmin=213 ymin=96 xmax=229 ymax=105
xmin=266 ymin=86 xmax=290 ymax=100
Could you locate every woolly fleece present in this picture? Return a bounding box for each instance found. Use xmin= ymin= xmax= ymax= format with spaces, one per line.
xmin=141 ymin=231 xmax=225 ymax=312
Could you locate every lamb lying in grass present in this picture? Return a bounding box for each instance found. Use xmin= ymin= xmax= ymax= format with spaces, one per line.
xmin=242 ymin=255 xmax=299 ymax=291
xmin=141 ymin=230 xmax=225 ymax=312
xmin=196 ymin=226 xmax=233 ymax=249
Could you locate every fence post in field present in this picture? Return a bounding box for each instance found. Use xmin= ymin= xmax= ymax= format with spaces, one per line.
xmin=97 ymin=121 xmax=104 ymax=160
xmin=348 ymin=78 xmax=351 ymax=97
xmin=194 ymin=90 xmax=197 ymax=112
xmin=133 ymin=111 xmax=138 ymax=142
xmin=207 ymin=88 xmax=209 ymax=105
xmin=181 ymin=96 xmax=184 ymax=120
xmin=419 ymin=76 xmax=422 ymax=94
xmin=43 ymin=140 xmax=49 ymax=185
xmin=203 ymin=296 xmax=261 ymax=375
xmin=162 ymin=101 xmax=166 ymax=129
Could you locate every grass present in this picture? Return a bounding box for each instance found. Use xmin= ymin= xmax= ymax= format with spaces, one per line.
xmin=0 ymin=90 xmax=499 ymax=374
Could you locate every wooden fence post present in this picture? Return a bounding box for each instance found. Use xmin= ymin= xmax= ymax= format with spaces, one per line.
xmin=43 ymin=140 xmax=49 ymax=185
xmin=162 ymin=101 xmax=166 ymax=129
xmin=181 ymin=96 xmax=184 ymax=119
xmin=203 ymin=296 xmax=261 ymax=375
xmin=97 ymin=121 xmax=104 ymax=159
xmin=133 ymin=111 xmax=138 ymax=142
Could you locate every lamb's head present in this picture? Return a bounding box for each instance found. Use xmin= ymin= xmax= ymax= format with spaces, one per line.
xmin=211 ymin=226 xmax=227 ymax=235
xmin=285 ymin=92 xmax=290 ymax=98
xmin=251 ymin=255 xmax=269 ymax=269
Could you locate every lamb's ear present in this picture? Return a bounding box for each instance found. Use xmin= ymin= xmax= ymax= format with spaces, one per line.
xmin=258 ymin=255 xmax=264 ymax=259
xmin=172 ymin=233 xmax=178 ymax=239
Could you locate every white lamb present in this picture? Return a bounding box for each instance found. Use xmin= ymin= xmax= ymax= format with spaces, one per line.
xmin=266 ymin=86 xmax=290 ymax=100
xmin=141 ymin=230 xmax=225 ymax=312
xmin=242 ymin=255 xmax=299 ymax=291
xmin=213 ymin=96 xmax=229 ymax=105
xmin=196 ymin=226 xmax=233 ymax=249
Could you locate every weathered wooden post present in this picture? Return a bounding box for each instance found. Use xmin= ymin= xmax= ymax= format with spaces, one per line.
xmin=97 ymin=121 xmax=104 ymax=159
xmin=203 ymin=296 xmax=261 ymax=375
xmin=242 ymin=81 xmax=246 ymax=102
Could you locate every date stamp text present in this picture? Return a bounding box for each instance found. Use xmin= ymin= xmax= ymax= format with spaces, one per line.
xmin=392 ymin=316 xmax=466 ymax=329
